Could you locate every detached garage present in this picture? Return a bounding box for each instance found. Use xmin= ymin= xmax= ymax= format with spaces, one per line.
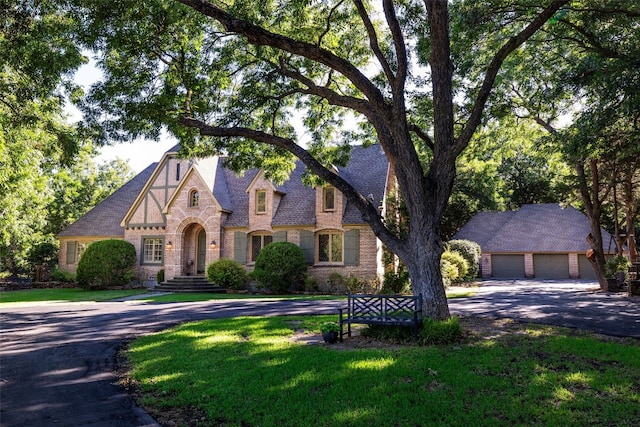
xmin=453 ymin=204 xmax=615 ymax=279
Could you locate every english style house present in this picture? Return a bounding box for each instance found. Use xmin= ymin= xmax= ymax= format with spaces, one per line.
xmin=57 ymin=145 xmax=391 ymax=285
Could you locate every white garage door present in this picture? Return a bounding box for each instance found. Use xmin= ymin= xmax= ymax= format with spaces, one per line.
xmin=491 ymin=255 xmax=525 ymax=278
xmin=533 ymin=254 xmax=569 ymax=279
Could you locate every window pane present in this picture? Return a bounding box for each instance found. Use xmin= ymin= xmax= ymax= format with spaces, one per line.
xmin=191 ymin=191 xmax=199 ymax=207
xmin=251 ymin=235 xmax=262 ymax=261
xmin=144 ymin=238 xmax=163 ymax=263
xmin=323 ymin=187 xmax=335 ymax=211
xmin=256 ymin=190 xmax=266 ymax=213
xmin=318 ymin=234 xmax=329 ymax=262
xmin=264 ymin=235 xmax=273 ymax=246
xmin=331 ymin=234 xmax=343 ymax=262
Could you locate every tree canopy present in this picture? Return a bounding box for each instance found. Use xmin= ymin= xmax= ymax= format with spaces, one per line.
xmin=63 ymin=0 xmax=574 ymax=318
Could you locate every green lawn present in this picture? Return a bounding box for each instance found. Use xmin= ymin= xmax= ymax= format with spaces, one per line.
xmin=0 ymin=287 xmax=478 ymax=304
xmin=125 ymin=315 xmax=640 ymax=427
xmin=0 ymin=288 xmax=148 ymax=303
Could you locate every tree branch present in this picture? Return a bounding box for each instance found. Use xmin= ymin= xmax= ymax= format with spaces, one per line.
xmin=455 ymin=0 xmax=570 ymax=154
xmin=178 ymin=115 xmax=402 ymax=248
xmin=409 ymin=124 xmax=434 ymax=150
xmin=352 ymin=0 xmax=395 ymax=84
xmin=177 ymin=0 xmax=386 ymax=108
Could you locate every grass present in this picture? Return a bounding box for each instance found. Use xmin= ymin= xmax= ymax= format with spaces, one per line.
xmin=0 ymin=287 xmax=148 ymax=303
xmin=125 ymin=315 xmax=640 ymax=427
xmin=0 ymin=287 xmax=477 ymax=304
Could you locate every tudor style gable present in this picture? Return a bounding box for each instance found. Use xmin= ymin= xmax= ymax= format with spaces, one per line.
xmin=121 ymin=151 xmax=191 ymax=229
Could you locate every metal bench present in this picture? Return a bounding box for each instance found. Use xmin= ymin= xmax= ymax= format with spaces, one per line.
xmin=338 ymin=294 xmax=423 ymax=341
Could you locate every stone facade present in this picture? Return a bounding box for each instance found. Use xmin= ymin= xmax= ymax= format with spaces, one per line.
xmin=57 ymin=145 xmax=390 ymax=286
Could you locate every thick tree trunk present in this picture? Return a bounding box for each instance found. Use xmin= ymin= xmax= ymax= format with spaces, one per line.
xmin=405 ymin=232 xmax=450 ymax=320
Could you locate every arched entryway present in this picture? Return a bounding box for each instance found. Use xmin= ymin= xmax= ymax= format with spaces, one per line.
xmin=181 ymin=223 xmax=206 ymax=276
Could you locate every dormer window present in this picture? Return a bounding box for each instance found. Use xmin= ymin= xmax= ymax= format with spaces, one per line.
xmin=256 ymin=190 xmax=267 ymax=214
xmin=189 ymin=190 xmax=199 ymax=207
xmin=323 ymin=187 xmax=335 ymax=211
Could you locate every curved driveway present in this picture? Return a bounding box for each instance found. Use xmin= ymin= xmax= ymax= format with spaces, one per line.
xmin=1 ymin=280 xmax=638 ymax=427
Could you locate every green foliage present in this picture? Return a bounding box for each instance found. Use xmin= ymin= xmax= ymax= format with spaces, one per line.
xmin=604 ymin=255 xmax=631 ymax=279
xmin=419 ymin=317 xmax=463 ymax=345
xmin=51 ymin=267 xmax=75 ymax=283
xmin=28 ymin=242 xmax=59 ymax=269
xmin=156 ymin=269 xmax=164 ymax=284
xmin=207 ymin=259 xmax=248 ymax=290
xmin=320 ymin=321 xmax=340 ymax=333
xmin=381 ymin=269 xmax=410 ymax=294
xmin=441 ymin=250 xmax=469 ymax=285
xmin=440 ymin=259 xmax=458 ymax=288
xmin=252 ymin=242 xmax=307 ymax=294
xmin=76 ymin=240 xmax=137 ymax=290
xmin=446 ymin=239 xmax=481 ymax=280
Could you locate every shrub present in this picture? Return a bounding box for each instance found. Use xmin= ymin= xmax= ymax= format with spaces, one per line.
xmin=441 ymin=250 xmax=469 ymax=285
xmin=156 ymin=269 xmax=165 ymax=283
xmin=440 ymin=259 xmax=457 ymax=288
xmin=604 ymin=255 xmax=631 ymax=278
xmin=381 ymin=269 xmax=410 ymax=294
xmin=252 ymin=242 xmax=307 ymax=294
xmin=446 ymin=239 xmax=481 ymax=280
xmin=51 ymin=267 xmax=75 ymax=283
xmin=327 ymin=272 xmax=347 ymax=294
xmin=76 ymin=240 xmax=137 ymax=290
xmin=207 ymin=259 xmax=248 ymax=290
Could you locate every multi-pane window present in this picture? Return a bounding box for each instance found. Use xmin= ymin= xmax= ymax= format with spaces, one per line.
xmin=251 ymin=234 xmax=273 ymax=262
xmin=323 ymin=187 xmax=335 ymax=211
xmin=190 ymin=190 xmax=199 ymax=207
xmin=256 ymin=190 xmax=267 ymax=214
xmin=143 ymin=238 xmax=164 ymax=264
xmin=318 ymin=232 xmax=343 ymax=263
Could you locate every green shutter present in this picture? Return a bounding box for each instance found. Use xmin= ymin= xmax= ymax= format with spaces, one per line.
xmin=273 ymin=231 xmax=287 ymax=242
xmin=299 ymin=230 xmax=314 ymax=264
xmin=66 ymin=241 xmax=76 ymax=264
xmin=344 ymin=229 xmax=360 ymax=266
xmin=234 ymin=232 xmax=247 ymax=264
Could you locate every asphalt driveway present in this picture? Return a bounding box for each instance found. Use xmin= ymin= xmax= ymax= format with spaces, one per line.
xmin=1 ymin=280 xmax=638 ymax=427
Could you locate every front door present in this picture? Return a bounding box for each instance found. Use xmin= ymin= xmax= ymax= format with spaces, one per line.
xmin=197 ymin=229 xmax=206 ymax=274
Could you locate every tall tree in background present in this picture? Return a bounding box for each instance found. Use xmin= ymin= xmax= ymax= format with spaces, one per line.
xmin=0 ymin=1 xmax=134 ymax=275
xmin=451 ymin=1 xmax=640 ymax=288
xmin=72 ymin=0 xmax=569 ymax=319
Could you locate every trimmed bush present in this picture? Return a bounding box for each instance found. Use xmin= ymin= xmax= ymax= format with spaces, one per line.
xmin=441 ymin=250 xmax=469 ymax=285
xmin=446 ymin=239 xmax=481 ymax=280
xmin=440 ymin=258 xmax=457 ymax=288
xmin=252 ymin=242 xmax=307 ymax=294
xmin=156 ymin=269 xmax=165 ymax=284
xmin=76 ymin=239 xmax=137 ymax=290
xmin=207 ymin=259 xmax=248 ymax=290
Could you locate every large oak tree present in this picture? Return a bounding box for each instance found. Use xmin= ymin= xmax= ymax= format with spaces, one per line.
xmin=72 ymin=0 xmax=568 ymax=319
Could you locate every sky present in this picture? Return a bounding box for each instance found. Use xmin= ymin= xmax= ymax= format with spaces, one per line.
xmin=70 ymin=59 xmax=177 ymax=173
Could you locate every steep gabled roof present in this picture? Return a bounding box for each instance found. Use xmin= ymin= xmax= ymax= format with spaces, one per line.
xmin=222 ymin=144 xmax=389 ymax=228
xmin=453 ymin=204 xmax=614 ymax=253
xmin=57 ymin=163 xmax=156 ymax=237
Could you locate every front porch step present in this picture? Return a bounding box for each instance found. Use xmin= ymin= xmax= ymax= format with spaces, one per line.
xmin=155 ymin=275 xmax=226 ymax=293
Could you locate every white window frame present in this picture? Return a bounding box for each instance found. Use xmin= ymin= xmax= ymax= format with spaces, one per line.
xmin=143 ymin=238 xmax=164 ymax=264
xmin=317 ymin=231 xmax=343 ymax=263
xmin=255 ymin=189 xmax=267 ymax=214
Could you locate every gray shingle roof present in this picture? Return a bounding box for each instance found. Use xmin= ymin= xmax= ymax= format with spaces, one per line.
xmin=222 ymin=144 xmax=388 ymax=227
xmin=453 ymin=204 xmax=614 ymax=253
xmin=57 ymin=163 xmax=157 ymax=237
